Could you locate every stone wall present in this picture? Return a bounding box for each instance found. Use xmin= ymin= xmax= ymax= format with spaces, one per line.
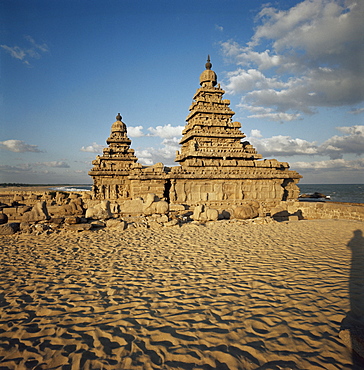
xmin=272 ymin=201 xmax=364 ymax=221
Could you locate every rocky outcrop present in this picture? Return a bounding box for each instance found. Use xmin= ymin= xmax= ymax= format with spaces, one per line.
xmin=85 ymin=200 xmax=113 ymax=219
xmin=22 ymin=201 xmax=50 ymax=222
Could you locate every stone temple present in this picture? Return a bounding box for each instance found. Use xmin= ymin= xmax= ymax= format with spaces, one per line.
xmin=89 ymin=57 xmax=301 ymax=215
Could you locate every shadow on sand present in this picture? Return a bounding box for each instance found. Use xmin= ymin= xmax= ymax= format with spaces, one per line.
xmin=340 ymin=229 xmax=364 ymax=368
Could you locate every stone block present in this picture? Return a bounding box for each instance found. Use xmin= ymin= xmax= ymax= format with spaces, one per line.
xmin=64 ymin=216 xmax=81 ymax=225
xmin=121 ymin=199 xmax=144 ymax=214
xmin=85 ymin=200 xmax=113 ymax=219
xmin=106 ymin=219 xmax=127 ymax=230
xmin=169 ymin=204 xmax=186 ymax=212
xmin=65 ymin=223 xmax=92 ymax=231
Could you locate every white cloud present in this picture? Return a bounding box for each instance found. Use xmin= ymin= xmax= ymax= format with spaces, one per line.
xmin=147 ymin=124 xmax=184 ymax=139
xmin=221 ymin=0 xmax=364 ymax=120
xmin=134 ymin=149 xmax=154 ymax=166
xmin=248 ymin=125 xmax=364 ymax=159
xmin=250 ymin=129 xmax=262 ymax=138
xmin=215 ymin=25 xmax=224 ymax=32
xmin=247 ymin=111 xmax=301 ymax=122
xmin=0 ymin=139 xmax=42 ymax=153
xmin=80 ymin=142 xmax=105 ymax=153
xmin=35 ymin=161 xmax=70 ymax=168
xmin=249 ymin=134 xmax=318 ymax=157
xmin=320 ymin=125 xmax=364 ymax=159
xmin=291 ymin=158 xmax=364 ymax=171
xmin=349 ymin=107 xmax=364 ymax=115
xmin=1 ymin=35 xmax=49 ymax=65
xmin=0 ymin=45 xmax=26 ymax=61
xmin=0 ymin=164 xmax=33 ymax=173
xmin=127 ymin=126 xmax=144 ymax=137
xmin=224 ymin=68 xmax=289 ymax=93
xmin=135 ymin=137 xmax=180 ymax=166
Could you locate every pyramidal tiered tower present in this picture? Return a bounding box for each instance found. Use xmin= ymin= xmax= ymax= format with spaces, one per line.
xmin=170 ymin=57 xmax=301 ymax=206
xmin=89 ymin=57 xmax=301 ymax=212
xmin=175 ymin=56 xmax=262 ymax=169
xmin=89 ymin=114 xmax=140 ymax=200
xmin=89 ymin=114 xmax=167 ymax=200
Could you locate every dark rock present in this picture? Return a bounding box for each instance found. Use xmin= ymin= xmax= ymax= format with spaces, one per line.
xmin=50 ymin=217 xmax=65 ymax=224
xmin=0 ymin=213 xmax=8 ymax=225
xmin=0 ymin=223 xmax=20 ymax=235
xmin=64 ymin=216 xmax=80 ymax=225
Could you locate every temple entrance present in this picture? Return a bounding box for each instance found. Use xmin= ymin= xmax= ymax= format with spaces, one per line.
xmin=164 ymin=179 xmax=171 ymax=203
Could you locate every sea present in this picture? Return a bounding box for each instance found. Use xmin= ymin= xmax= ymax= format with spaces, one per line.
xmin=51 ymin=184 xmax=364 ymax=204
xmin=50 ymin=185 xmax=92 ymax=192
xmin=298 ymin=184 xmax=364 ymax=204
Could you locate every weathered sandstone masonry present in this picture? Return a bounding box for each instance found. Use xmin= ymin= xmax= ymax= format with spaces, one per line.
xmin=272 ymin=201 xmax=364 ymax=222
xmin=88 ymin=57 xmax=302 ymax=215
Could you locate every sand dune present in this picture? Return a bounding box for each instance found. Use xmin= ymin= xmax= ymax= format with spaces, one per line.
xmin=1 ymin=219 xmax=364 ymax=369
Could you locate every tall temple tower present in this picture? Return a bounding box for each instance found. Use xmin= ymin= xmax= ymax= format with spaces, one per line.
xmin=170 ymin=57 xmax=301 ymax=207
xmin=175 ymin=56 xmax=262 ymax=169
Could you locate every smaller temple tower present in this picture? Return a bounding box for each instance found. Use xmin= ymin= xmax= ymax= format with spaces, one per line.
xmin=89 ymin=113 xmax=141 ymax=200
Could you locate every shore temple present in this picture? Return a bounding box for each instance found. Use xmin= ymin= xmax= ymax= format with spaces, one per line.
xmin=89 ymin=57 xmax=301 ymax=214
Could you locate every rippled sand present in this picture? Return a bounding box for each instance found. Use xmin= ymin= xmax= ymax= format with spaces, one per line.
xmin=1 ymin=219 xmax=364 ymax=369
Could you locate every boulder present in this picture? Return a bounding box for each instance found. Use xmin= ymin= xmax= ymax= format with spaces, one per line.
xmin=0 ymin=213 xmax=8 ymax=225
xmin=22 ymin=201 xmax=50 ymax=222
xmin=64 ymin=216 xmax=81 ymax=225
xmin=205 ymin=208 xmax=219 ymax=221
xmin=120 ymin=198 xmax=144 ymax=215
xmin=143 ymin=194 xmax=169 ymax=215
xmin=85 ymin=200 xmax=112 ymax=219
xmin=233 ymin=204 xmax=259 ymax=220
xmin=0 ymin=223 xmax=20 ymax=235
xmin=163 ymin=219 xmax=179 ymax=227
xmin=193 ymin=205 xmax=204 ymax=220
xmin=58 ymin=198 xmax=84 ymax=216
xmin=192 ymin=205 xmax=219 ymax=221
xmin=91 ymin=220 xmax=106 ymax=228
xmin=106 ymin=219 xmax=127 ymax=230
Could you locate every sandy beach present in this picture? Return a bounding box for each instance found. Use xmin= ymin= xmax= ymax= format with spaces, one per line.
xmin=1 ymin=219 xmax=364 ymax=369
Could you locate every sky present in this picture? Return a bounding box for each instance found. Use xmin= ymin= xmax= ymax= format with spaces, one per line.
xmin=1 ymin=0 xmax=363 ymax=185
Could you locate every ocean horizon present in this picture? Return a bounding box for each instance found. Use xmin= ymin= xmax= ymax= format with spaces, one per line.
xmin=298 ymin=184 xmax=364 ymax=204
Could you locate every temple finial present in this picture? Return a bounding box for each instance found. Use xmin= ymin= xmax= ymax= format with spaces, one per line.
xmin=116 ymin=113 xmax=122 ymax=121
xmin=205 ymin=55 xmax=212 ymax=70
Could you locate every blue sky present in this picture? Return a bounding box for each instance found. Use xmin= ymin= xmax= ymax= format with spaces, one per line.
xmin=1 ymin=0 xmax=363 ymax=184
